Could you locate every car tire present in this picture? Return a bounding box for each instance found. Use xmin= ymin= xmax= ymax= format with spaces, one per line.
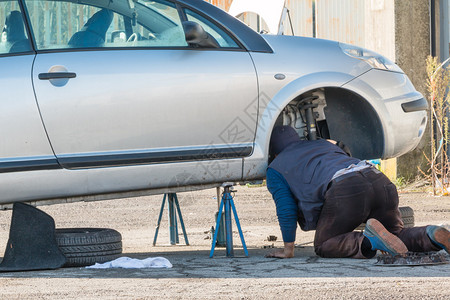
xmin=399 ymin=206 xmax=414 ymax=228
xmin=355 ymin=206 xmax=414 ymax=231
xmin=55 ymin=228 xmax=122 ymax=267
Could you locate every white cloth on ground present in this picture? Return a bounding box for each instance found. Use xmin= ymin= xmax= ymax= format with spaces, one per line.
xmin=86 ymin=256 xmax=172 ymax=269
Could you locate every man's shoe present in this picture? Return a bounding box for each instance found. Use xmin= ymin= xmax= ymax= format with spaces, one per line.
xmin=363 ymin=219 xmax=408 ymax=256
xmin=426 ymin=226 xmax=450 ymax=254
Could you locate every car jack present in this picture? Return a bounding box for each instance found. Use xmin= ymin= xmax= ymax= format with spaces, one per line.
xmin=210 ymin=183 xmax=248 ymax=258
xmin=0 ymin=203 xmax=66 ymax=272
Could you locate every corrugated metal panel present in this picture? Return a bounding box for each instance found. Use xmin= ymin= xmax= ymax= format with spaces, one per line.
xmin=364 ymin=0 xmax=395 ymax=60
xmin=207 ymin=0 xmax=365 ymax=44
xmin=208 ymin=0 xmax=394 ymax=57
xmin=316 ymin=0 xmax=365 ymax=46
xmin=285 ymin=0 xmax=314 ymax=37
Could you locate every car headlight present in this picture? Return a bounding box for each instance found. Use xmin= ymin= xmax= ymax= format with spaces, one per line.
xmin=339 ymin=43 xmax=403 ymax=73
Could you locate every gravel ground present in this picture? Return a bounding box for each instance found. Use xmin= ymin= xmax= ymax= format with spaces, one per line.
xmin=0 ymin=185 xmax=448 ymax=299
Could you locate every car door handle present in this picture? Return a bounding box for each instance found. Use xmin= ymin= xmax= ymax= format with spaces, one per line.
xmin=38 ymin=72 xmax=77 ymax=80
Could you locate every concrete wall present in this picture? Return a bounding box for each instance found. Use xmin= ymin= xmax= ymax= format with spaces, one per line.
xmin=395 ymin=0 xmax=432 ymax=179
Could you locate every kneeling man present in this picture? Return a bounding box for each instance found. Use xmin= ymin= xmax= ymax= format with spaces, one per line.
xmin=266 ymin=126 xmax=449 ymax=258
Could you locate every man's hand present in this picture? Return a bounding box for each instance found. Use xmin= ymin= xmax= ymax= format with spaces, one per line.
xmin=336 ymin=141 xmax=352 ymax=156
xmin=265 ymin=242 xmax=295 ymax=258
xmin=327 ymin=139 xmax=352 ymax=156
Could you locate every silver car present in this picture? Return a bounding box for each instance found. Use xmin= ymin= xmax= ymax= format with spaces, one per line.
xmin=0 ymin=0 xmax=427 ymax=205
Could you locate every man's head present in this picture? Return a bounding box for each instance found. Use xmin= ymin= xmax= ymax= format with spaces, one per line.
xmin=269 ymin=126 xmax=301 ymax=157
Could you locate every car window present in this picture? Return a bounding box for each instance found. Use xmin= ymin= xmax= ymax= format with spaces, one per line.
xmin=184 ymin=8 xmax=239 ymax=48
xmin=23 ymin=0 xmax=188 ymax=50
xmin=0 ymin=0 xmax=32 ymax=54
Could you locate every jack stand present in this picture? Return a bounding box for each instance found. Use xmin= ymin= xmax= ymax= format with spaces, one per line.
xmin=214 ymin=187 xmax=226 ymax=247
xmin=153 ymin=193 xmax=189 ymax=246
xmin=210 ymin=183 xmax=248 ymax=258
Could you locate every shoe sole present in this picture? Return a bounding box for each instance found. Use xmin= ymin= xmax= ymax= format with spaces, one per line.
xmin=429 ymin=227 xmax=450 ymax=253
xmin=365 ymin=219 xmax=408 ymax=255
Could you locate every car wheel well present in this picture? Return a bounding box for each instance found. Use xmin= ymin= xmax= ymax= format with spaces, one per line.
xmin=270 ymin=87 xmax=384 ymax=160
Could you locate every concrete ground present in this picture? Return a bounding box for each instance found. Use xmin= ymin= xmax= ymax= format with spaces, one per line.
xmin=0 ymin=186 xmax=448 ymax=299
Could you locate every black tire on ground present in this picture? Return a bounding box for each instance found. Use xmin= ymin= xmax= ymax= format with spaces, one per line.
xmin=55 ymin=228 xmax=122 ymax=267
xmin=61 ymin=254 xmax=123 ymax=268
xmin=399 ymin=206 xmax=414 ymax=228
xmin=58 ymin=241 xmax=123 ymax=255
xmin=402 ymin=216 xmax=415 ymax=228
xmin=355 ymin=206 xmax=415 ymax=231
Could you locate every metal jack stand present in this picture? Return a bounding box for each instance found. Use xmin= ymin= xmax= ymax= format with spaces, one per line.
xmin=210 ymin=183 xmax=248 ymax=258
xmin=153 ymin=193 xmax=189 ymax=246
xmin=214 ymin=187 xmax=226 ymax=247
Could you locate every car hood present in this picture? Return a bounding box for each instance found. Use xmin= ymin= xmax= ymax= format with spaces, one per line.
xmin=246 ymin=34 xmax=373 ymax=102
xmin=258 ymin=34 xmax=372 ymax=78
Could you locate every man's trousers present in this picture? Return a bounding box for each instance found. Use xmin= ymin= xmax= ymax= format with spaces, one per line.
xmin=314 ymin=167 xmax=439 ymax=258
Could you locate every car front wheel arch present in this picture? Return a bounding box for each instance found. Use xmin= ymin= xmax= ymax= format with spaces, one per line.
xmin=270 ymin=87 xmax=384 ymax=160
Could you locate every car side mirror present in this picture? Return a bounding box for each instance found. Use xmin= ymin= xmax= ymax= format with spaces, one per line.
xmin=182 ymin=21 xmax=219 ymax=48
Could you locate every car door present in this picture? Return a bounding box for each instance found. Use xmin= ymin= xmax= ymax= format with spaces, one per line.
xmin=0 ymin=1 xmax=57 ymax=174
xmin=25 ymin=0 xmax=258 ymax=170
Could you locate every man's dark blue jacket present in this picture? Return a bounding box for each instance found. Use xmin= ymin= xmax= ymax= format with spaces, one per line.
xmin=267 ymin=139 xmax=360 ymax=240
